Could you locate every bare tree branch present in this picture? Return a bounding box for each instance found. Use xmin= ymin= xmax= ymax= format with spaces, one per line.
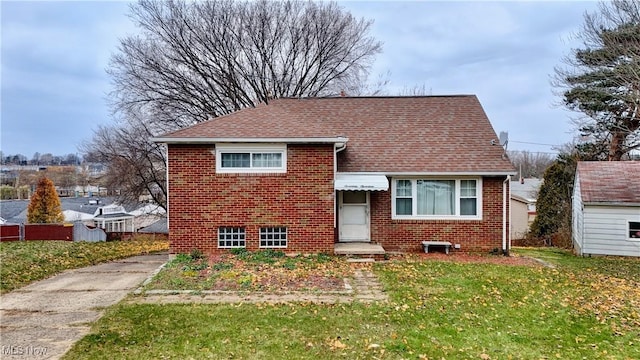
xmin=85 ymin=0 xmax=382 ymax=207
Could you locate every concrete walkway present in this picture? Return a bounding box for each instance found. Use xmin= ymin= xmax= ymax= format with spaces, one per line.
xmin=0 ymin=253 xmax=168 ymax=360
xmin=129 ymin=268 xmax=388 ymax=305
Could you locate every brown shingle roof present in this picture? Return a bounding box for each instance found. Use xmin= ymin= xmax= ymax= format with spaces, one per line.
xmin=158 ymin=96 xmax=515 ymax=174
xmin=577 ymin=161 xmax=640 ymax=204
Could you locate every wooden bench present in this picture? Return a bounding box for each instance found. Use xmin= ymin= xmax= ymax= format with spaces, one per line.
xmin=421 ymin=241 xmax=452 ymax=254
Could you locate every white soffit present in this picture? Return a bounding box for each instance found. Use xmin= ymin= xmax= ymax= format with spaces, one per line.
xmin=335 ymin=173 xmax=389 ymax=191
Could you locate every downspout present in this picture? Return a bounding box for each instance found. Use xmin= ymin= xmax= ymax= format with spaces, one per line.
xmin=502 ymin=175 xmax=510 ymax=256
xmin=333 ymin=140 xmax=347 ymax=229
xmin=164 ymin=145 xmax=170 ymax=256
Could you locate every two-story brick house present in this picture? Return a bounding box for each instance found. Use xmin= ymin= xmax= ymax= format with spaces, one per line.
xmin=153 ymin=96 xmax=516 ymax=256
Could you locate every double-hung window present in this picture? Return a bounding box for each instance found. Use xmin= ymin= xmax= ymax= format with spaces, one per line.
xmin=392 ymin=178 xmax=481 ymax=219
xmin=215 ymin=144 xmax=286 ymax=173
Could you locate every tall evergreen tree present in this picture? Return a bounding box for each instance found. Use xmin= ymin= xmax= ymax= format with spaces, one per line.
xmin=554 ymin=0 xmax=640 ymax=160
xmin=27 ymin=177 xmax=64 ymax=224
xmin=529 ymin=145 xmax=603 ymax=246
xmin=529 ymin=154 xmax=577 ymax=246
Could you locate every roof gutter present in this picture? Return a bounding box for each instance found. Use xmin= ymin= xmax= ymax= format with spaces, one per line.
xmin=384 ymin=171 xmax=517 ymax=176
xmin=151 ymin=137 xmax=348 ymax=144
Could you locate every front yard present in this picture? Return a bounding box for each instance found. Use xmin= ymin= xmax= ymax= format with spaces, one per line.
xmin=63 ymin=248 xmax=640 ymax=359
xmin=0 ymin=237 xmax=168 ymax=293
xmin=143 ymin=248 xmax=352 ymax=293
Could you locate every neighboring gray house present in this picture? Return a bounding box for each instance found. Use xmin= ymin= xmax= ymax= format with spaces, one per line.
xmin=572 ymin=161 xmax=640 ymax=257
xmin=510 ymin=178 xmax=541 ymax=240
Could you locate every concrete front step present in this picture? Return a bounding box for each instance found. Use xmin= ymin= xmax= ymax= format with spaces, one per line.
xmin=334 ymin=243 xmax=385 ymax=261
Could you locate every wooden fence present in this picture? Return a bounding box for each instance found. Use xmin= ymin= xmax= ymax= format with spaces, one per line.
xmin=0 ymin=223 xmax=166 ymax=242
xmin=0 ymin=223 xmax=101 ymax=242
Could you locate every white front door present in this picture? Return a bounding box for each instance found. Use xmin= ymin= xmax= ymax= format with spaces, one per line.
xmin=339 ymin=191 xmax=370 ymax=242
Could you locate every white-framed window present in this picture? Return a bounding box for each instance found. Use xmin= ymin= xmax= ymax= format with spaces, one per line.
xmin=260 ymin=227 xmax=287 ymax=248
xmin=629 ymin=221 xmax=640 ymax=240
xmin=391 ymin=178 xmax=482 ymax=220
xmin=215 ymin=144 xmax=286 ymax=173
xmin=218 ymin=227 xmax=246 ymax=248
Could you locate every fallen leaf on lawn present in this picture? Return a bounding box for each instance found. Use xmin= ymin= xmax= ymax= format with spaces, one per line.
xmin=329 ymin=339 xmax=347 ymax=350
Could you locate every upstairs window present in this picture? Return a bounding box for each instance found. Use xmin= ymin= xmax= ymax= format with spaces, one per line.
xmin=215 ymin=144 xmax=286 ymax=173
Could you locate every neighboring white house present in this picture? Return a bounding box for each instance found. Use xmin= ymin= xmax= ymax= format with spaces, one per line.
xmin=93 ymin=204 xmax=135 ymax=233
xmin=572 ymin=161 xmax=640 ymax=257
xmin=62 ymin=210 xmax=95 ymax=225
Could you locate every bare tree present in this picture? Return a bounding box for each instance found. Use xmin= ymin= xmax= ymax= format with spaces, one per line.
xmin=81 ymin=117 xmax=167 ymax=209
xmin=397 ymin=84 xmax=432 ymax=96
xmin=507 ymin=150 xmax=555 ymax=179
xmin=109 ymin=0 xmax=382 ymax=129
xmin=85 ymin=0 xmax=382 ymax=207
xmin=553 ymin=0 xmax=640 ymax=160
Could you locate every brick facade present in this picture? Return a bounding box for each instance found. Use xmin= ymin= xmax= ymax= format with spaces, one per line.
xmin=167 ymin=144 xmax=335 ymax=255
xmin=369 ymin=177 xmax=509 ymax=253
xmin=168 ymin=144 xmax=510 ymax=255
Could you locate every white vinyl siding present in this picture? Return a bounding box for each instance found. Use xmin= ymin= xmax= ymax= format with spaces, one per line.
xmin=580 ymin=206 xmax=640 ymax=257
xmin=573 ymin=172 xmax=640 ymax=257
xmin=215 ymin=144 xmax=286 ymax=173
xmin=572 ymin=173 xmax=585 ymax=255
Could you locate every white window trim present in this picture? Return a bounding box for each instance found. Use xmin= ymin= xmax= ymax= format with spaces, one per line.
xmin=391 ymin=177 xmax=483 ymax=220
xmin=215 ymin=143 xmax=287 ymax=174
xmin=218 ymin=227 xmax=246 ymax=248
xmin=259 ymin=227 xmax=288 ymax=249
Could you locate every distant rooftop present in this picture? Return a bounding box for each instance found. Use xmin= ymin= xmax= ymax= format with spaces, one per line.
xmin=511 ymin=178 xmax=542 ymax=202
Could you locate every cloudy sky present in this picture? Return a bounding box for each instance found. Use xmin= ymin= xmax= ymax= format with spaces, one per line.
xmin=1 ymin=0 xmax=599 ymax=158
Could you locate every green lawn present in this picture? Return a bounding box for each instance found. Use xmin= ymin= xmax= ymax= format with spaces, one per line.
xmin=0 ymin=237 xmax=169 ymax=293
xmin=64 ymin=248 xmax=640 ymax=359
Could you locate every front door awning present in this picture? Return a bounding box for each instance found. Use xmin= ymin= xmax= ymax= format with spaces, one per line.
xmin=335 ymin=173 xmax=389 ymax=191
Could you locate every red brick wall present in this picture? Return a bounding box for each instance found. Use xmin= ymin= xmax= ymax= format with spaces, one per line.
xmin=370 ymin=177 xmax=509 ymax=253
xmin=167 ymin=144 xmax=335 ymax=255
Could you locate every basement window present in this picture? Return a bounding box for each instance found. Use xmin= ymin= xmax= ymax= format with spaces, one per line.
xmin=218 ymin=227 xmax=246 ymax=248
xmin=259 ymin=227 xmax=287 ymax=248
xmin=629 ymin=222 xmax=640 ymax=240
